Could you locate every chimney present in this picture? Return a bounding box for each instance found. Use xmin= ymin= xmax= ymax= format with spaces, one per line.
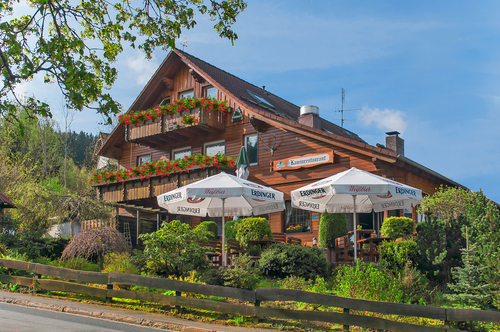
xmin=298 ymin=105 xmax=322 ymax=130
xmin=385 ymin=131 xmax=404 ymax=156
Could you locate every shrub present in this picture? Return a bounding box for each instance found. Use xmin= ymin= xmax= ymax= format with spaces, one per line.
xmin=318 ymin=213 xmax=348 ymax=249
xmin=259 ymin=243 xmax=328 ymax=280
xmin=223 ymin=255 xmax=261 ymax=290
xmin=196 ymin=221 xmax=218 ymax=240
xmin=247 ymin=245 xmax=261 ymax=257
xmin=140 ymin=220 xmax=210 ymax=277
xmin=201 ymin=267 xmax=226 ymax=286
xmin=397 ymin=261 xmax=432 ymax=304
xmin=278 ymin=275 xmax=311 ymax=291
xmin=235 ymin=217 xmax=273 ymax=246
xmin=61 ymin=227 xmax=129 ymax=270
xmin=224 ymin=219 xmax=240 ymax=241
xmin=380 ymin=217 xmax=414 ymax=239
xmin=379 ymin=239 xmax=418 ymax=272
xmin=415 ymin=216 xmax=466 ymax=286
xmin=334 ymin=260 xmax=403 ymax=303
xmin=103 ymin=252 xmax=139 ymax=275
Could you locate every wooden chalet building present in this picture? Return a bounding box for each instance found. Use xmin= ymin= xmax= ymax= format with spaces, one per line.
xmin=95 ymin=49 xmax=465 ymax=248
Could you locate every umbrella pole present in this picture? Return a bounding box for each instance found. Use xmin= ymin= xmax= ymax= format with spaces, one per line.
xmin=353 ymin=195 xmax=357 ymax=263
xmin=221 ymin=198 xmax=226 ymax=267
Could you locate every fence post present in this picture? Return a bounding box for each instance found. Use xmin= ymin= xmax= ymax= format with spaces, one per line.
xmin=175 ymin=291 xmax=181 ymax=310
xmin=444 ymin=309 xmax=450 ymax=330
xmin=343 ymin=308 xmax=350 ymax=332
xmin=106 ymin=284 xmax=113 ymax=303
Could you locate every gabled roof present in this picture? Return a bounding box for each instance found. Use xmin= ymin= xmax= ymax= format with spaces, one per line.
xmin=176 ymin=50 xmax=365 ymax=143
xmin=0 ymin=192 xmax=15 ymax=209
xmin=98 ymin=50 xmax=395 ymax=161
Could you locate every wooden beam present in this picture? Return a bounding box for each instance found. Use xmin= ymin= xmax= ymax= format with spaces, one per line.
xmin=162 ymin=76 xmax=174 ymax=90
xmin=136 ymin=210 xmax=141 ymax=246
xmin=189 ymin=69 xmax=205 ymax=84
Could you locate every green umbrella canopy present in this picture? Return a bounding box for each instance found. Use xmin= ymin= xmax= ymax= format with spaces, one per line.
xmin=236 ymin=146 xmax=250 ymax=169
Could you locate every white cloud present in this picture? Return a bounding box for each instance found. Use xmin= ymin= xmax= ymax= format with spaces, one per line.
xmin=358 ymin=106 xmax=408 ymax=134
xmin=126 ymin=55 xmax=159 ymax=85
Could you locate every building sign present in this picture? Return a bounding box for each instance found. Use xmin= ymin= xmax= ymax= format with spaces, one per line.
xmin=272 ymin=151 xmax=334 ymax=171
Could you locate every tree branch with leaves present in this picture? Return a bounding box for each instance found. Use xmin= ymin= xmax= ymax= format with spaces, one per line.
xmin=0 ymin=0 xmax=247 ymax=132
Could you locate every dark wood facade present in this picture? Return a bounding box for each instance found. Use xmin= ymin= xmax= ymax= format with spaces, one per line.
xmin=95 ymin=50 xmax=465 ymax=247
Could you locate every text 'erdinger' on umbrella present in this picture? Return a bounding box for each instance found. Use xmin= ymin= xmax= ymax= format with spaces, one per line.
xmin=157 ymin=172 xmax=285 ymax=266
xmin=291 ymin=167 xmax=422 ymax=262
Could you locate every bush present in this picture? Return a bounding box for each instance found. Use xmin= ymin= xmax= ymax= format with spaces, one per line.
xmin=278 ymin=275 xmax=311 ymax=291
xmin=61 ymin=227 xmax=129 ymax=270
xmin=223 ymin=255 xmax=261 ymax=290
xmin=318 ymin=213 xmax=348 ymax=249
xmin=334 ymin=260 xmax=403 ymax=303
xmin=397 ymin=261 xmax=432 ymax=304
xmin=247 ymin=245 xmax=261 ymax=257
xmin=200 ymin=267 xmax=226 ymax=286
xmin=380 ymin=217 xmax=414 ymax=239
xmin=379 ymin=239 xmax=418 ymax=272
xmin=196 ymin=221 xmax=218 ymax=240
xmin=140 ymin=220 xmax=210 ymax=277
xmin=103 ymin=252 xmax=139 ymax=275
xmin=415 ymin=216 xmax=466 ymax=286
xmin=224 ymin=219 xmax=240 ymax=241
xmin=235 ymin=217 xmax=273 ymax=246
xmin=259 ymin=243 xmax=328 ymax=280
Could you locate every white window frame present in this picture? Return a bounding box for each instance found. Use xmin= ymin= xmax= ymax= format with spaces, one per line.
xmin=204 ymin=86 xmax=218 ymax=98
xmin=204 ymin=140 xmax=225 ymax=156
xmin=172 ymin=147 xmax=192 ymax=160
xmin=245 ymin=134 xmax=258 ymax=166
xmin=137 ymin=154 xmax=151 ymax=166
xmin=179 ymin=89 xmax=194 ymax=99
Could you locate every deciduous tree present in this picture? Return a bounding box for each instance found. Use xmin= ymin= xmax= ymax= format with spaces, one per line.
xmin=0 ymin=0 xmax=247 ymax=131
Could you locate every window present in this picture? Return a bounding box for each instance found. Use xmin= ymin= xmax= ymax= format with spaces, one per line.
xmin=172 ymin=147 xmax=191 ymax=160
xmin=245 ymin=134 xmax=258 ymax=166
xmin=247 ymin=90 xmax=274 ymax=109
xmin=179 ymin=89 xmax=194 ymax=99
xmin=137 ymin=154 xmax=151 ymax=166
xmin=205 ymin=141 xmax=225 ymax=156
xmin=285 ymin=202 xmax=310 ymax=233
xmin=159 ymin=97 xmax=171 ymax=106
xmin=204 ymin=86 xmax=217 ymax=98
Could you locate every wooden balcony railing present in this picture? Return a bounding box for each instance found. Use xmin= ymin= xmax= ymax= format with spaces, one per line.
xmin=93 ymin=166 xmax=234 ymax=203
xmin=125 ymin=108 xmax=226 ymax=147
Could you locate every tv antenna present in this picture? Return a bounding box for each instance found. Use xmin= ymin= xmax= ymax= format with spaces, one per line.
xmin=335 ymin=88 xmax=360 ymax=128
xmin=181 ymin=38 xmax=188 ymax=51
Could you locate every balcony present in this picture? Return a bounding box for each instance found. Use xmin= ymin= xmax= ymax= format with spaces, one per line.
xmin=126 ymin=108 xmax=226 ymax=147
xmin=93 ymin=165 xmax=234 ymax=203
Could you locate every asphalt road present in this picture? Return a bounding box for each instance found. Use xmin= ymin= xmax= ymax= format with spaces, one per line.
xmin=0 ymin=302 xmax=165 ymax=332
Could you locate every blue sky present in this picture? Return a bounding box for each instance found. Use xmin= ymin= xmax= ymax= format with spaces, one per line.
xmin=15 ymin=1 xmax=500 ymax=202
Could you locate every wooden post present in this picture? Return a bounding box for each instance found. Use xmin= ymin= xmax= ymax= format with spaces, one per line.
xmin=175 ymin=290 xmax=181 ymax=310
xmin=106 ymin=284 xmax=113 ymax=303
xmin=136 ymin=210 xmax=141 ymax=247
xmin=157 ymin=213 xmax=160 ymax=231
xmin=343 ymin=308 xmax=350 ymax=332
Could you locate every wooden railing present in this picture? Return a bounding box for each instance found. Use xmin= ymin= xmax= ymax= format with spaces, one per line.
xmin=94 ymin=166 xmax=233 ymax=203
xmin=1 ymin=258 xmax=499 ymax=331
xmin=126 ymin=108 xmax=225 ymax=144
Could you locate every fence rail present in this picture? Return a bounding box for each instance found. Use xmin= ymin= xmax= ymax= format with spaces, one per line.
xmin=1 ymin=258 xmax=499 ymax=331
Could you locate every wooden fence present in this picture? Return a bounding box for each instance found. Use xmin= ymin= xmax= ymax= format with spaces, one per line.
xmin=1 ymin=258 xmax=499 ymax=331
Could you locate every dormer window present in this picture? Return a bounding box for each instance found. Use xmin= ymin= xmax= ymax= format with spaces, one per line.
xmin=247 ymin=90 xmax=274 ymax=109
xmin=159 ymin=97 xmax=171 ymax=106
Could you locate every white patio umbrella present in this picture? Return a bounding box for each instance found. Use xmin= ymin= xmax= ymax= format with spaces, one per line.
xmin=290 ymin=167 xmax=423 ymax=261
xmin=157 ymin=172 xmax=285 ymax=265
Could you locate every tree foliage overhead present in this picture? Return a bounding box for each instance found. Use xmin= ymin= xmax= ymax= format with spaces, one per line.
xmin=0 ymin=0 xmax=247 ymax=128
